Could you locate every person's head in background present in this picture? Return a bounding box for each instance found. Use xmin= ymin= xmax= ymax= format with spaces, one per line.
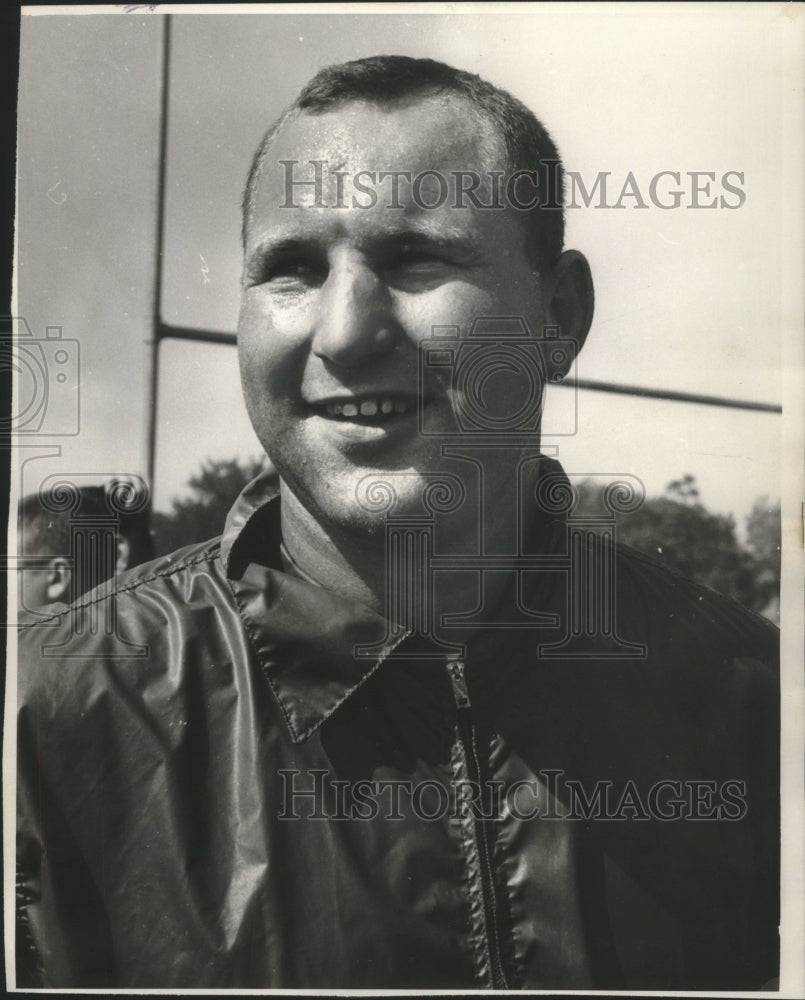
xmin=17 ymin=481 xmax=154 ymax=611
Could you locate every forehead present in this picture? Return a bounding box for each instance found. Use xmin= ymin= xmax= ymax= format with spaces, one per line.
xmin=246 ymin=95 xmax=508 ymax=243
xmin=274 ymin=94 xmax=500 ymax=171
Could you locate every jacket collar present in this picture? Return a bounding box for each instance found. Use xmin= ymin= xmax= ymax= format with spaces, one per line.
xmin=220 ymin=461 xmax=568 ymax=744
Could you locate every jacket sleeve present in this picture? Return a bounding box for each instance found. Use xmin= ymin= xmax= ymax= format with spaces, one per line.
xmin=16 ymin=641 xmax=117 ymax=988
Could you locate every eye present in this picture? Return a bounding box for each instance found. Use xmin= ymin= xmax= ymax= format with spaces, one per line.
xmin=268 ymin=259 xmax=326 ymax=287
xmin=397 ymin=245 xmax=446 ymax=266
xmin=382 ymin=246 xmax=457 ymax=291
xmin=248 ymin=253 xmax=327 ymax=290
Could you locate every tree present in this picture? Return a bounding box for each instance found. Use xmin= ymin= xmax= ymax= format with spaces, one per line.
xmin=573 ymin=476 xmax=776 ymax=617
xmin=665 ymin=473 xmax=700 ymax=505
xmin=744 ymin=497 xmax=781 ymax=620
xmin=151 ymin=457 xmax=274 ymax=556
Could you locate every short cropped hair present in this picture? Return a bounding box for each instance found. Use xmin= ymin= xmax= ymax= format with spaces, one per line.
xmin=241 ymin=55 xmax=565 ymax=268
xmin=18 ymin=487 xmax=106 ymax=558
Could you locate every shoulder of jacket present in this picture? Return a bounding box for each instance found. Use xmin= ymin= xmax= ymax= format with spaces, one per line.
xmin=611 ymin=540 xmax=779 ymax=697
xmin=16 ymin=536 xmax=231 ymax=720
xmin=615 ymin=539 xmax=777 ymax=633
xmin=18 ymin=535 xmax=224 ymax=633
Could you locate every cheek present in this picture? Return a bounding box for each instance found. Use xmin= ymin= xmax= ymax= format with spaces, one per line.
xmin=237 ymin=296 xmax=309 ymax=401
xmin=399 ymin=282 xmax=499 ymax=340
xmin=401 ymin=274 xmax=542 ymax=341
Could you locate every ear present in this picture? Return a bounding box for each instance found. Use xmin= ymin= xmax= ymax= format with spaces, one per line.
xmin=45 ymin=557 xmax=72 ymax=604
xmin=539 ymin=249 xmax=595 ymax=380
xmin=116 ymin=538 xmax=131 ymax=575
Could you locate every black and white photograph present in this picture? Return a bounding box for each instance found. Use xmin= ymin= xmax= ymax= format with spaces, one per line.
xmin=6 ymin=3 xmax=804 ymax=992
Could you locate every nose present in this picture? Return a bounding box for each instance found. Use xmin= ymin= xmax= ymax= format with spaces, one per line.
xmin=312 ymin=255 xmax=397 ymax=368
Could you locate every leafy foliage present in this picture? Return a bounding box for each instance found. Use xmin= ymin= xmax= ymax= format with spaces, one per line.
xmin=151 ymin=457 xmax=272 ymax=555
xmin=744 ymin=496 xmax=782 ymax=618
xmin=575 ymin=475 xmax=780 ymax=619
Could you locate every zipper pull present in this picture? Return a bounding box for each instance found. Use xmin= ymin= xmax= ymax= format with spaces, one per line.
xmin=447 ymin=657 xmax=471 ymax=710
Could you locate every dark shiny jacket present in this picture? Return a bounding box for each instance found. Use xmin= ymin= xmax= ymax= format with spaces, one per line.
xmin=16 ymin=466 xmax=779 ymax=989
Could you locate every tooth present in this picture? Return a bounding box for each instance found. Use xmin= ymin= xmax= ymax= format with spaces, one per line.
xmin=360 ymin=400 xmax=378 ymax=416
xmin=342 ymin=403 xmax=358 ymax=418
xmin=380 ymin=399 xmax=394 ymax=414
xmin=393 ymin=400 xmax=407 ymax=413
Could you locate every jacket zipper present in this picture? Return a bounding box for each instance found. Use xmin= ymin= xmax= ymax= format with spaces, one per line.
xmin=447 ymin=657 xmax=510 ymax=990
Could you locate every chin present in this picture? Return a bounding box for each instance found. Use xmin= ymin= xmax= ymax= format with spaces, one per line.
xmin=297 ymin=465 xmax=443 ymax=535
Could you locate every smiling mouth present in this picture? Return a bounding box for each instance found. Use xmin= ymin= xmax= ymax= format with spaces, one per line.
xmin=316 ymin=395 xmax=415 ymax=423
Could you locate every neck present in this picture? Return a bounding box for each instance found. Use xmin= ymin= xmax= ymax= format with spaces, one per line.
xmin=278 ymin=451 xmax=547 ymax=632
xmin=279 ymin=486 xmax=388 ymax=614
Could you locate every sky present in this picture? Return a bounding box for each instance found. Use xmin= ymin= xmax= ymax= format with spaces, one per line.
xmin=14 ymin=5 xmax=795 ymax=524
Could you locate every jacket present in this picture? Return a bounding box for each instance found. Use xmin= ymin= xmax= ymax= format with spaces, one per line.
xmin=16 ymin=462 xmax=779 ymax=990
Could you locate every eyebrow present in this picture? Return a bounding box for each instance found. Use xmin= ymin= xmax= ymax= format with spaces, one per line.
xmin=375 ymin=229 xmax=483 ymax=259
xmin=245 ymin=224 xmax=484 ymax=274
xmin=246 ymin=237 xmax=315 ymax=265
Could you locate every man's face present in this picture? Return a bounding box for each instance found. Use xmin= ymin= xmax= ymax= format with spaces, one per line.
xmin=18 ymin=559 xmax=51 ymax=612
xmin=238 ymin=95 xmax=548 ymax=533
